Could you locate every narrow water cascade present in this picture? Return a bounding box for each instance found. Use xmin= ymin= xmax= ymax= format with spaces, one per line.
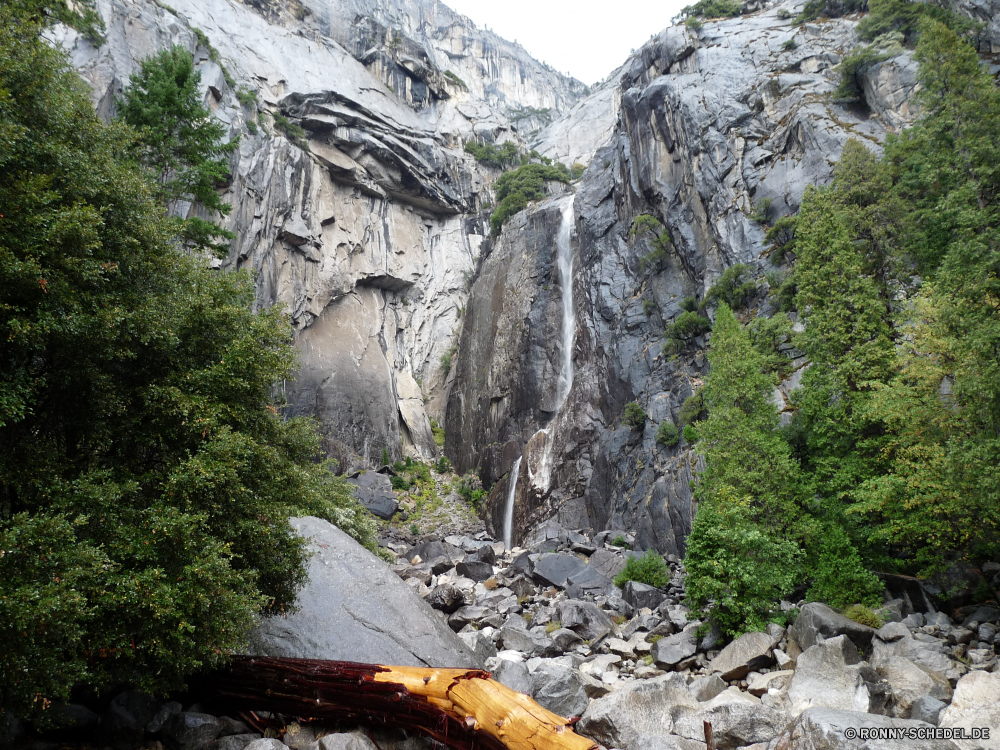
xmin=502 ymin=455 xmax=522 ymax=549
xmin=553 ymin=196 xmax=576 ymax=412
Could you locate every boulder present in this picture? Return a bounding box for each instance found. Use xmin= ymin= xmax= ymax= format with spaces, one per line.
xmin=345 ymin=472 xmax=397 ymax=519
xmin=673 ymin=702 xmax=789 ymax=750
xmin=530 ymin=662 xmax=590 ymax=718
xmin=767 ymin=707 xmax=960 ymax=750
xmin=249 ymin=517 xmax=481 ymax=667
xmin=557 ymin=599 xmax=616 ymax=640
xmin=877 ymin=656 xmax=952 ymax=718
xmin=97 ymin=691 xmax=161 ymax=750
xmin=872 ymin=633 xmax=955 ymax=674
xmin=790 ymin=602 xmax=877 ymax=653
xmin=748 ymin=670 xmax=794 ymax=697
xmin=500 ymin=622 xmax=557 ymax=657
xmin=447 ymin=605 xmax=489 ymax=631
xmin=938 ymin=670 xmax=1000 ymax=749
xmin=689 ymin=674 xmax=727 ymax=702
xmin=312 ymin=734 xmax=378 ymax=750
xmin=458 ymin=631 xmax=497 ymax=662
xmin=565 ymin=566 xmax=616 ymax=598
xmin=405 ymin=541 xmax=462 ymax=564
xmin=492 ymin=659 xmax=532 ymax=694
xmin=786 ymin=635 xmax=887 ymax=716
xmin=550 ymin=628 xmax=583 ymax=651
xmin=709 ymin=631 xmax=777 ymax=680
xmin=243 ymin=741 xmax=285 ymax=750
xmin=576 ymin=673 xmax=698 ymax=748
xmin=533 ymin=553 xmax=589 ymax=588
xmin=455 ymin=560 xmax=493 ymax=582
xmin=589 ymin=548 xmax=627 ymax=580
xmin=280 ymin=723 xmax=316 ymax=750
xmin=876 ymin=622 xmax=911 ymax=643
xmin=652 ymin=629 xmax=698 ymax=669
xmin=206 ymin=735 xmax=260 ymax=750
xmin=622 ymin=580 xmax=668 ymax=610
xmin=910 ymin=696 xmax=946 ymax=726
xmin=426 ymin=582 xmax=465 ymax=613
xmin=160 ymin=713 xmax=224 ymax=750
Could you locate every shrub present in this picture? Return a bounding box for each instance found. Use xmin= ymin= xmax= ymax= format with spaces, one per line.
xmin=614 ymin=549 xmax=670 ymax=589
xmin=781 ymin=38 xmax=799 ymax=51
xmin=623 ymin=401 xmax=647 ymax=428
xmin=704 ymin=263 xmax=757 ymax=310
xmin=390 ymin=475 xmax=410 ymax=491
xmin=856 ymin=0 xmax=978 ymax=44
xmin=679 ymin=390 xmax=707 ymax=425
xmin=684 ymin=490 xmax=804 ymax=636
xmin=666 ymin=311 xmax=712 ymax=341
xmin=440 ymin=345 xmax=458 ymax=373
xmin=410 ymin=523 xmax=420 ymax=536
xmin=236 ymin=87 xmax=258 ymax=107
xmin=748 ymin=312 xmax=795 ymax=376
xmin=435 ymin=456 xmax=452 ymax=474
xmin=381 ymin=448 xmax=391 ymax=465
xmin=686 ymin=16 xmax=704 ymax=31
xmin=680 ymin=296 xmax=700 ymax=313
xmin=430 ymin=418 xmax=446 ymax=447
xmin=794 ymin=0 xmax=864 ymax=24
xmin=272 ymin=112 xmax=308 ymax=147
xmin=245 ymin=119 xmax=258 ymax=134
xmin=464 ymin=139 xmax=520 ymax=168
xmin=683 ymin=0 xmax=741 ymax=18
xmin=656 ymin=420 xmax=681 ymax=448
xmin=807 ymin=523 xmax=884 ymax=608
xmin=611 ymin=534 xmax=629 ymax=548
xmin=766 ymin=215 xmax=798 ymax=262
xmin=845 ymin=604 xmax=884 ymax=629
xmin=749 ymin=196 xmax=773 ymax=223
xmin=683 ymin=424 xmax=700 ymax=443
xmin=643 ymin=297 xmax=658 ymax=316
xmin=489 ymin=164 xmax=572 ymax=235
xmin=833 ymin=46 xmax=892 ymax=102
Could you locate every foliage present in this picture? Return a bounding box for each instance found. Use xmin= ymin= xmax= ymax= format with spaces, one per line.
xmin=611 ymin=534 xmax=629 ymax=548
xmin=435 ymin=456 xmax=452 ymax=474
xmin=856 ymin=0 xmax=978 ymax=45
xmin=390 ymin=475 xmax=410 ymax=491
xmin=680 ymin=296 xmax=700 ymax=313
xmin=465 ymin=140 xmax=520 ymax=169
xmin=766 ymin=215 xmax=798 ymax=263
xmin=444 ymin=70 xmax=468 ymax=89
xmin=683 ymin=424 xmax=700 ymax=444
xmin=682 ymin=0 xmax=741 ymax=18
xmin=748 ymin=312 xmax=795 ymax=377
xmin=642 ymin=297 xmax=658 ymax=317
xmin=794 ymin=0 xmax=864 ymax=25
xmin=749 ymin=196 xmax=773 ymax=223
xmin=0 ymin=14 xmax=378 ymax=722
xmin=4 ymin=0 xmax=104 ymax=42
xmin=781 ymin=38 xmax=798 ymax=51
xmin=845 ymin=604 xmax=884 ymax=628
xmin=666 ymin=311 xmax=712 ymax=343
xmin=656 ymin=420 xmax=681 ymax=448
xmin=272 ymin=112 xmax=308 ymax=148
xmin=684 ymin=490 xmax=803 ymax=637
xmin=489 ymin=164 xmax=572 ymax=235
xmin=440 ymin=344 xmax=458 ymax=373
xmin=430 ymin=419 xmax=446 ymax=447
xmin=455 ymin=475 xmax=486 ymax=509
xmin=806 ymin=522 xmax=885 ymax=608
xmin=678 ymin=390 xmax=707 ymax=425
xmin=623 ymin=402 xmax=647 ymax=429
xmin=685 ymin=16 xmax=703 ymax=31
xmin=704 ymin=264 xmax=757 ymax=310
xmin=833 ymin=46 xmax=893 ymax=102
xmin=614 ymin=549 xmax=670 ymax=589
xmin=117 ymin=46 xmax=238 ymax=257
xmin=631 ymin=214 xmax=673 ymax=273
xmin=236 ymin=87 xmax=258 ymax=107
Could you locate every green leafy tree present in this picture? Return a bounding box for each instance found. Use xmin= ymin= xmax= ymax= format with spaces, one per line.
xmin=118 ymin=46 xmax=237 ymax=256
xmin=489 ymin=164 xmax=572 ymax=235
xmin=0 ymin=14 xmax=376 ymax=722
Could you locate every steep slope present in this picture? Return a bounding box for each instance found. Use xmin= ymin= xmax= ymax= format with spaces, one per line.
xmin=58 ymin=0 xmax=585 ymax=471
xmin=446 ymin=0 xmax=934 ymax=552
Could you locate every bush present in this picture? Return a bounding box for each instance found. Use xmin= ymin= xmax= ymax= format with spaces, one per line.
xmin=623 ymin=401 xmax=647 ymax=428
xmin=794 ymin=0 xmax=865 ymax=24
xmin=611 ymin=534 xmax=629 ymax=548
xmin=410 ymin=523 xmax=421 ymax=536
xmin=684 ymin=491 xmax=804 ymax=636
xmin=656 ymin=420 xmax=681 ymax=448
xmin=680 ymin=296 xmax=700 ymax=313
xmin=686 ymin=16 xmax=704 ymax=31
xmin=704 ymin=263 xmax=757 ymax=310
xmin=766 ymin=215 xmax=798 ymax=262
xmin=856 ymin=0 xmax=978 ymax=45
xmin=435 ymin=456 xmax=452 ymax=473
xmin=390 ymin=475 xmax=410 ymax=491
xmin=464 ymin=139 xmax=520 ymax=169
xmin=643 ymin=297 xmax=658 ymax=316
xmin=845 ymin=604 xmax=884 ymax=629
xmin=833 ymin=46 xmax=892 ymax=102
xmin=678 ymin=390 xmax=707 ymax=425
xmin=683 ymin=424 xmax=700 ymax=443
xmin=430 ymin=418 xmax=446 ymax=447
xmin=489 ymin=164 xmax=573 ymax=235
xmin=683 ymin=0 xmax=741 ymax=18
xmin=667 ymin=311 xmax=712 ymax=341
xmin=782 ymin=39 xmax=798 ymax=51
xmin=614 ymin=549 xmax=670 ymax=589
xmin=272 ymin=111 xmax=308 ymax=147
xmin=749 ymin=196 xmax=773 ymax=223
xmin=807 ymin=523 xmax=884 ymax=609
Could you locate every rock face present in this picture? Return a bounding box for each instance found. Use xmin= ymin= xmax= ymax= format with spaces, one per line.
xmin=248 ymin=517 xmax=482 ymax=667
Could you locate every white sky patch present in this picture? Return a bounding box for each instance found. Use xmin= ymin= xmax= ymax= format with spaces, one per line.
xmin=440 ymin=0 xmax=690 ymax=86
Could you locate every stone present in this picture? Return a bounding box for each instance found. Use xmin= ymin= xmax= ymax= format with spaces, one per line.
xmin=748 ymin=670 xmax=794 ymax=697
xmin=507 ymin=552 xmax=534 ymax=576
xmin=426 ymin=583 xmax=465 ymax=614
xmin=576 ymin=673 xmax=698 ymax=748
xmin=877 ymin=656 xmax=952 ymax=718
xmin=774 ymin=649 xmax=796 ymax=669
xmin=789 ymin=602 xmax=877 ymax=653
xmin=910 ymin=695 xmax=947 ymax=726
xmin=499 ymin=622 xmax=557 ymax=657
xmin=786 ymin=635 xmax=882 ymax=716
xmin=530 ymin=662 xmax=590 ymax=718
xmin=281 ymin=723 xmax=317 ymax=750
xmin=207 ymin=735 xmax=261 ymax=750
xmin=97 ymin=691 xmax=161 ymax=750
xmin=877 ymin=621 xmax=911 ymax=642
xmin=160 ymin=714 xmax=225 ymax=750
xmin=652 ymin=629 xmax=698 ymax=669
xmin=550 ymin=628 xmax=583 ymax=651
xmin=564 ymin=566 xmax=616 ymax=598
xmin=938 ymin=670 xmax=1000 ymax=748
xmin=345 ymin=472 xmax=397 ymax=519
xmin=249 ymin=518 xmax=480 ymax=668
xmin=313 ymin=734 xmax=378 ymax=750
xmin=709 ymin=631 xmax=777 ymax=681
xmin=492 ymin=659 xmax=532 ymax=694
xmin=458 ymin=631 xmax=498 ymax=662
xmin=589 ymin=548 xmax=627 ymax=580
xmin=622 ymin=580 xmax=668 ymax=610
xmin=673 ymin=702 xmax=789 ymax=750
xmin=244 ymin=741 xmax=286 ymax=750
xmin=557 ymin=599 xmax=616 ymax=640
xmin=689 ymin=674 xmax=727 ymax=702
xmin=447 ymin=605 xmax=488 ymax=631
xmin=454 ymin=560 xmax=493 ymax=582
xmin=768 ymin=708 xmax=960 ymax=750
xmin=532 ymin=553 xmax=589 ymax=588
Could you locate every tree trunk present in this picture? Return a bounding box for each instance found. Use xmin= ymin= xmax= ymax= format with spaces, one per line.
xmin=204 ymin=656 xmax=597 ymax=750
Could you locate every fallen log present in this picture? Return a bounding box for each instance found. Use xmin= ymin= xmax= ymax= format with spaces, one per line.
xmin=204 ymin=656 xmax=597 ymax=750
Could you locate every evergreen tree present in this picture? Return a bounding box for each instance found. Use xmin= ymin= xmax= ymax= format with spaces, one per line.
xmin=118 ymin=46 xmax=237 ymax=256
xmin=0 ymin=13 xmax=376 ymax=722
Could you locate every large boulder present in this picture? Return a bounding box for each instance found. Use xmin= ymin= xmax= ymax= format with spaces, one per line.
xmin=249 ymin=517 xmax=481 ymax=667
xmin=576 ymin=673 xmax=698 ymax=749
xmin=871 ymin=634 xmax=954 ymax=675
xmin=709 ymin=631 xmax=777 ymax=681
xmin=767 ymin=707 xmax=960 ymax=749
xmin=786 ymin=636 xmax=888 ymax=717
xmin=652 ymin=629 xmax=698 ymax=670
xmin=345 ymin=471 xmax=397 ymax=520
xmin=790 ymin=602 xmax=877 ymax=653
xmin=877 ymin=656 xmax=952 ymax=718
xmin=674 ymin=702 xmax=789 ymax=750
xmin=622 ymin=580 xmax=667 ymax=610
xmin=533 ymin=553 xmax=589 ymax=588
xmin=529 ymin=662 xmax=590 ymax=719
xmin=557 ymin=599 xmax=615 ymax=640
xmin=160 ymin=713 xmax=224 ymax=750
xmin=938 ymin=670 xmax=1000 ymax=749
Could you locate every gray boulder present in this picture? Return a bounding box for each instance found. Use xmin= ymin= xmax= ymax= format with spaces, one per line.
xmin=458 ymin=631 xmax=497 ymax=662
xmin=426 ymin=583 xmax=465 ymax=614
xmin=312 ymin=733 xmax=378 ymax=750
xmin=576 ymin=673 xmax=698 ymax=748
xmin=674 ymin=702 xmax=789 ymax=749
xmin=766 ymin=707 xmax=960 ymax=749
xmin=938 ymin=670 xmax=1000 ymax=748
xmin=786 ymin=636 xmax=886 ymax=716
xmin=557 ymin=599 xmax=615 ymax=640
xmin=877 ymin=656 xmax=952 ymax=718
xmin=709 ymin=631 xmax=777 ymax=680
xmin=206 ymin=735 xmax=260 ymax=750
xmin=455 ymin=560 xmax=493 ymax=582
xmin=533 ymin=553 xmax=589 ymax=588
xmin=493 ymin=660 xmax=532 ymax=694
xmin=530 ymin=662 xmax=590 ymax=719
xmin=345 ymin=472 xmax=397 ymax=520
xmin=160 ymin=713 xmax=224 ymax=750
xmin=909 ymin=696 xmax=946 ymax=726
xmin=243 ymin=741 xmax=285 ymax=750
xmin=790 ymin=602 xmax=877 ymax=653
xmin=652 ymin=629 xmax=698 ymax=670
xmin=249 ymin=517 xmax=481 ymax=667
xmin=500 ymin=622 xmax=557 ymax=657
xmin=622 ymin=580 xmax=667 ymax=610
xmin=689 ymin=674 xmax=727 ymax=702
xmin=447 ymin=605 xmax=489 ymax=631
xmin=589 ymin=548 xmax=627 ymax=580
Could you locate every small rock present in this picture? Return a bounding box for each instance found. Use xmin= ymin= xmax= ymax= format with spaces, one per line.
xmin=708 ymin=631 xmax=776 ymax=681
xmin=160 ymin=713 xmax=224 ymax=750
xmin=427 ymin=583 xmax=465 ymax=614
xmin=877 ymin=621 xmax=911 ymax=642
xmin=909 ymin=695 xmax=946 ymax=725
xmin=747 ymin=670 xmax=794 ymax=697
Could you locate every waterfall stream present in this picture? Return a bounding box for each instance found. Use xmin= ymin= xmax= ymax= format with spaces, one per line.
xmin=502 ymin=455 xmax=522 ymax=549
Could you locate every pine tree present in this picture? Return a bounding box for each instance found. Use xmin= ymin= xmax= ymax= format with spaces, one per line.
xmin=118 ymin=46 xmax=237 ymax=256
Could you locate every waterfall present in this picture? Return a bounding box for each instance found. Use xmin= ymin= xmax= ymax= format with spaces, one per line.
xmin=553 ymin=196 xmax=576 ymax=411
xmin=502 ymin=455 xmax=522 ymax=549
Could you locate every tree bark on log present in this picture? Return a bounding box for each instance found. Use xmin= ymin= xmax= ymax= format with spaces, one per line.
xmin=204 ymin=656 xmax=597 ymax=750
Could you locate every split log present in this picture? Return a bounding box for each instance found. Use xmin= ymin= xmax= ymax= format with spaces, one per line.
xmin=205 ymin=656 xmax=597 ymax=750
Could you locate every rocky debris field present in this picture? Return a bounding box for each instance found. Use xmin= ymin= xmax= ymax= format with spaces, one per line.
xmin=386 ymin=526 xmax=1000 ymax=750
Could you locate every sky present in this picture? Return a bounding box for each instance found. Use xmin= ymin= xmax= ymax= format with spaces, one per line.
xmin=441 ymin=0 xmax=690 ymax=86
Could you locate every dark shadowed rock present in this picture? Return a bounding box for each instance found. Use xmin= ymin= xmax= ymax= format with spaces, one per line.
xmin=455 ymin=559 xmax=493 ymax=581
xmin=206 ymin=735 xmax=260 ymax=750
xmin=346 ymin=472 xmax=398 ymax=519
xmin=709 ymin=631 xmax=777 ymax=680
xmin=533 ymin=553 xmax=589 ymax=588
xmin=427 ymin=583 xmax=465 ymax=613
xmin=508 ymin=551 xmax=534 ymax=576
xmin=404 ymin=540 xmax=462 ymax=564
xmin=160 ymin=713 xmax=224 ymax=750
xmin=97 ymin=691 xmax=161 ymax=750
xmin=622 ymin=580 xmax=667 ymax=610
xmin=557 ymin=599 xmax=615 ymax=640
xmin=910 ymin=696 xmax=946 ymax=725
xmin=249 ymin=517 xmax=481 ymax=667
xmin=652 ymin=629 xmax=698 ymax=669
xmin=790 ymin=602 xmax=877 ymax=653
